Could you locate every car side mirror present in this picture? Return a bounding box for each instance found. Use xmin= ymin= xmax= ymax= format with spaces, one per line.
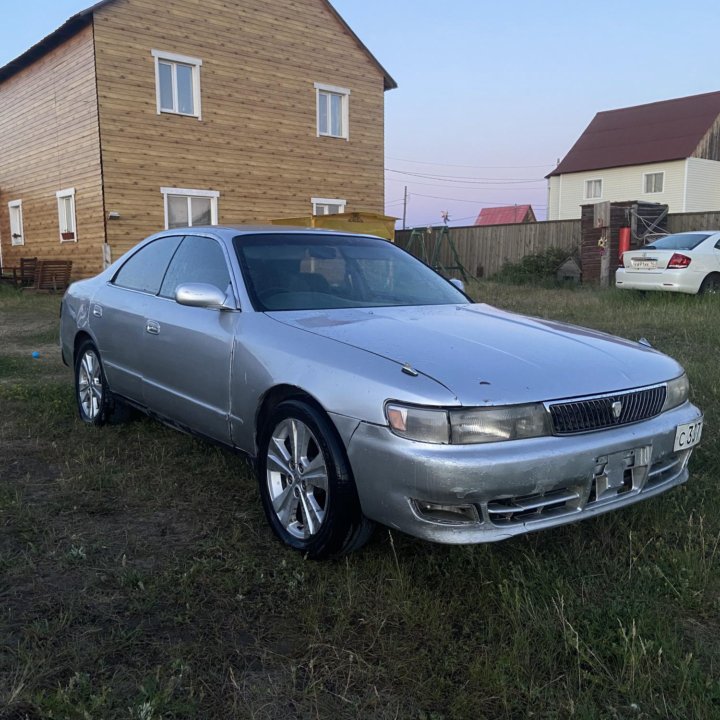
xmin=449 ymin=278 xmax=465 ymax=292
xmin=175 ymin=283 xmax=231 ymax=310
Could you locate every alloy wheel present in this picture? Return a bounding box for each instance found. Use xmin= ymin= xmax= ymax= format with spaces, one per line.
xmin=77 ymin=349 xmax=103 ymax=420
xmin=265 ymin=418 xmax=328 ymax=539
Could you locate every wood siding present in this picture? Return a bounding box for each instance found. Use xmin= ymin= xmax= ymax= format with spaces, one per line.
xmin=397 ymin=220 xmax=581 ymax=279
xmin=0 ymin=25 xmax=105 ymax=277
xmin=93 ymin=0 xmax=387 ymax=262
xmin=693 ymin=115 xmax=720 ymax=161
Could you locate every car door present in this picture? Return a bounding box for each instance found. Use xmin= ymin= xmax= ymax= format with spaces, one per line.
xmin=140 ymin=234 xmax=237 ymax=444
xmin=91 ymin=235 xmax=183 ymax=402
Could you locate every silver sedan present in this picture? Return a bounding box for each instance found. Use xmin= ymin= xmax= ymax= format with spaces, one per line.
xmin=60 ymin=227 xmax=704 ymax=558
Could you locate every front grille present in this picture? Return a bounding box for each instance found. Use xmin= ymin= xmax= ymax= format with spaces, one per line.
xmin=549 ymin=385 xmax=666 ymax=435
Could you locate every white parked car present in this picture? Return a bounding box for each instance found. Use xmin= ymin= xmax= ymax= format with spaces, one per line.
xmin=616 ymin=231 xmax=720 ymax=294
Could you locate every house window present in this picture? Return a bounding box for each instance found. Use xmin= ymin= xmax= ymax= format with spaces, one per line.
xmin=644 ymin=172 xmax=664 ymax=194
xmin=314 ymin=83 xmax=350 ymax=139
xmin=56 ymin=188 xmax=77 ymax=242
xmin=8 ymin=200 xmax=24 ymax=246
xmin=312 ymin=197 xmax=346 ymax=215
xmin=161 ymin=187 xmax=219 ymax=229
xmin=152 ymin=50 xmax=202 ymax=119
xmin=585 ymin=179 xmax=602 ymax=199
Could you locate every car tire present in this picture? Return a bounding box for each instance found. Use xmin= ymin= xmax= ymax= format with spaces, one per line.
xmin=74 ymin=340 xmax=125 ymax=426
xmin=699 ymin=273 xmax=720 ymax=295
xmin=257 ymin=399 xmax=374 ymax=559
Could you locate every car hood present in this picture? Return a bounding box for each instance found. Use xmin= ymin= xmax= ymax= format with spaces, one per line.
xmin=268 ymin=304 xmax=684 ymax=406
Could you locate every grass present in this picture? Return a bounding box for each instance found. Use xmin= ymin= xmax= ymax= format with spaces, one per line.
xmin=1 ymin=281 xmax=719 ymax=719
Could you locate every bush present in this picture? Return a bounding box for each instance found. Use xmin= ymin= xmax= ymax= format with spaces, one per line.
xmin=493 ymin=246 xmax=576 ymax=285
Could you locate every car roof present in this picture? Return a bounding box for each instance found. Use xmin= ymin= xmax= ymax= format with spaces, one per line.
xmin=162 ymin=225 xmax=385 ymax=241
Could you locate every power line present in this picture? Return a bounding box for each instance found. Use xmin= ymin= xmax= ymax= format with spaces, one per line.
xmin=387 ymin=168 xmax=545 ymax=184
xmin=405 ymin=191 xmax=546 ymax=205
xmin=386 ymin=177 xmax=547 ymax=192
xmin=386 ymin=156 xmax=555 ymax=170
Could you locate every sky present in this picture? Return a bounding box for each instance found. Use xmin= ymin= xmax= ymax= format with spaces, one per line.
xmin=2 ymin=0 xmax=719 ymax=228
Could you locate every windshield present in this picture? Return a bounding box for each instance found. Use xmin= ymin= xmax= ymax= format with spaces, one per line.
xmin=234 ymin=233 xmax=470 ymax=311
xmin=645 ymin=233 xmax=710 ymax=251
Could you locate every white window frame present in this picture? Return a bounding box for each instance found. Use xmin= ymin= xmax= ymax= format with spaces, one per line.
xmin=152 ymin=49 xmax=203 ymax=120
xmin=314 ymin=82 xmax=350 ymax=140
xmin=312 ymin=197 xmax=346 ymax=215
xmin=8 ymin=200 xmax=24 ymax=246
xmin=56 ymin=187 xmax=77 ymax=243
xmin=161 ymin=187 xmax=219 ymax=229
xmin=585 ymin=178 xmax=603 ymax=200
xmin=643 ymin=171 xmax=664 ymax=194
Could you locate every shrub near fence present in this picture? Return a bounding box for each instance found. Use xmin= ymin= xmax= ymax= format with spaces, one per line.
xmin=396 ymin=220 xmax=581 ymax=278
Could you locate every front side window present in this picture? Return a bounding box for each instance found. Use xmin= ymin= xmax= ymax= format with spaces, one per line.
xmin=152 ymin=50 xmax=202 ymax=118
xmin=159 ymin=235 xmax=231 ymax=298
xmin=56 ymin=188 xmax=77 ymax=242
xmin=161 ymin=187 xmax=219 ymax=229
xmin=315 ymin=83 xmax=350 ymax=139
xmin=312 ymin=197 xmax=346 ymax=215
xmin=644 ymin=172 xmax=664 ymax=194
xmin=585 ymin=179 xmax=602 ymax=199
xmin=112 ymin=236 xmax=183 ymax=294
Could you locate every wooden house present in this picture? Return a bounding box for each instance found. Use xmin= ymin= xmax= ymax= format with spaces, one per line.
xmin=0 ymin=0 xmax=396 ymax=277
xmin=547 ymin=91 xmax=720 ymax=220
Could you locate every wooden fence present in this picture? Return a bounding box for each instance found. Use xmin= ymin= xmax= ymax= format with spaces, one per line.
xmin=396 ymin=209 xmax=720 ymax=279
xmin=667 ymin=211 xmax=720 ymax=232
xmin=396 ymin=220 xmax=581 ymax=278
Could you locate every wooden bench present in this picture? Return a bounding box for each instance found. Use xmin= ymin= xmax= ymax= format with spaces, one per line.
xmin=31 ymin=260 xmax=73 ymax=292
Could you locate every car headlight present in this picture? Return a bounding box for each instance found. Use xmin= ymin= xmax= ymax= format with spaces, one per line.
xmin=385 ymin=402 xmax=551 ymax=444
xmin=663 ymin=373 xmax=690 ymax=412
xmin=385 ymin=404 xmax=450 ymax=444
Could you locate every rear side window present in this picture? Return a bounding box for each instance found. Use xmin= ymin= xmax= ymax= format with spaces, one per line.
xmin=113 ymin=236 xmax=183 ymax=293
xmin=159 ymin=235 xmax=231 ymax=299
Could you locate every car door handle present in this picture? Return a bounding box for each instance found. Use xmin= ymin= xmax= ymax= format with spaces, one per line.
xmin=92 ymin=304 xmax=103 ymax=318
xmin=145 ymin=320 xmax=160 ymax=335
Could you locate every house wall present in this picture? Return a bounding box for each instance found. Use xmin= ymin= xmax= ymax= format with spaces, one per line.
xmin=547 ymin=160 xmax=687 ymax=220
xmin=0 ymin=25 xmax=105 ymax=277
xmin=693 ymin=115 xmax=720 ymax=161
xmin=93 ymin=0 xmax=387 ymax=263
xmin=684 ymin=158 xmax=720 ymax=211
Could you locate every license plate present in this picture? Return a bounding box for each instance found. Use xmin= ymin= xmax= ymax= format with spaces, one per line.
xmin=674 ymin=419 xmax=703 ymax=451
xmin=631 ymin=259 xmax=657 ymax=270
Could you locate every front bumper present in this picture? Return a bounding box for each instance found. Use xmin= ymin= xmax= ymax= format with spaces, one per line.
xmin=346 ymin=402 xmax=702 ymax=543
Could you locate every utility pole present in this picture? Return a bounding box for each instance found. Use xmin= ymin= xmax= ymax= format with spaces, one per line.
xmin=402 ymin=186 xmax=408 ymax=230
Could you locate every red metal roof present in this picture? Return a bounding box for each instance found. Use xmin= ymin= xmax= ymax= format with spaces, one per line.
xmin=475 ymin=205 xmax=535 ymax=226
xmin=547 ymin=91 xmax=720 ymax=177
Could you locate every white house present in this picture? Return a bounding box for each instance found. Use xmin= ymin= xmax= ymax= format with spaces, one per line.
xmin=547 ymin=91 xmax=720 ymax=220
